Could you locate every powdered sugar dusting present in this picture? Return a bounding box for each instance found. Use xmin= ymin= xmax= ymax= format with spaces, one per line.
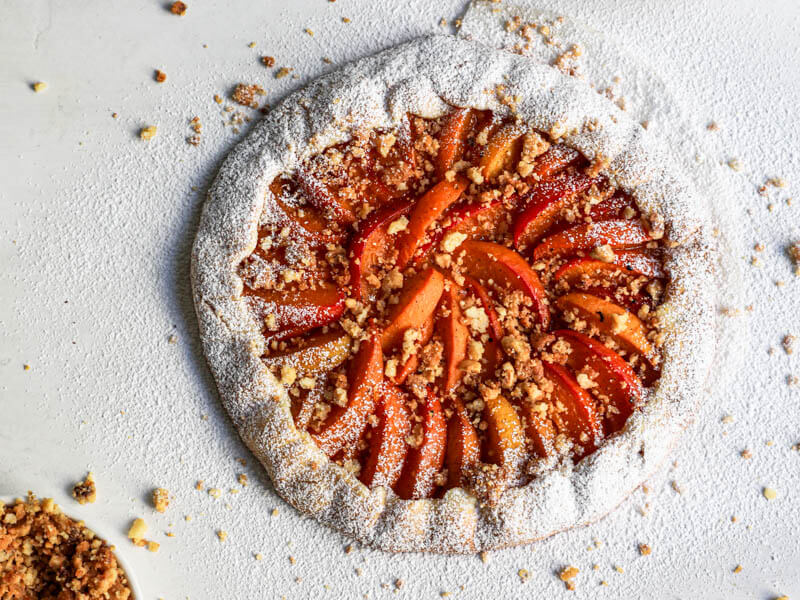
xmin=192 ymin=33 xmax=715 ymax=552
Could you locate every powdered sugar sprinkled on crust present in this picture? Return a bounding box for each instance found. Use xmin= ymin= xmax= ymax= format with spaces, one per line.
xmin=191 ymin=35 xmax=715 ymax=553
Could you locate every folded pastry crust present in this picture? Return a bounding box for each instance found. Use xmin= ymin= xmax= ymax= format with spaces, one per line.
xmin=191 ymin=35 xmax=714 ymax=553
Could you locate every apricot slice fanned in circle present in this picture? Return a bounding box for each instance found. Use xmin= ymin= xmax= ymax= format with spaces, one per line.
xmin=553 ymin=329 xmax=643 ymax=436
xmin=532 ymin=219 xmax=653 ymax=260
xmin=541 ymin=361 xmax=602 ymax=457
xmin=246 ymin=285 xmax=346 ymax=344
xmin=457 ymin=240 xmax=550 ymax=329
xmin=393 ymin=387 xmax=447 ymax=500
xmin=482 ymin=394 xmax=525 ymax=467
xmin=312 ymin=331 xmax=383 ymax=457
xmin=296 ymin=164 xmax=357 ymax=226
xmin=435 ymin=108 xmax=476 ymax=179
xmin=413 ymin=197 xmax=505 ymax=264
xmin=553 ymin=253 xmax=664 ymax=286
xmin=444 ymin=397 xmax=480 ymax=489
xmin=360 ymin=382 xmax=412 ymax=489
xmin=437 ymin=281 xmax=470 ymax=395
xmin=381 ymin=268 xmax=445 ymax=351
xmin=513 ymin=172 xmax=599 ymax=250
xmin=479 ymin=123 xmax=526 ymax=180
xmin=393 ymin=313 xmax=435 ymax=385
xmin=348 ymin=199 xmax=414 ymax=300
xmin=262 ymin=330 xmax=351 ymax=376
xmin=515 ymin=398 xmax=557 ymax=459
xmin=555 ymin=292 xmax=658 ymax=369
xmin=396 ymin=178 xmax=468 ymax=268
xmin=527 ymin=145 xmax=582 ymax=181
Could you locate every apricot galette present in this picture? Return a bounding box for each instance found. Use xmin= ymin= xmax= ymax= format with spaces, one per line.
xmin=192 ymin=36 xmax=715 ymax=552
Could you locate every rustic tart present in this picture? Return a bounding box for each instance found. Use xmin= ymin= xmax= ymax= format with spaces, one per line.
xmin=191 ymin=35 xmax=715 ymax=552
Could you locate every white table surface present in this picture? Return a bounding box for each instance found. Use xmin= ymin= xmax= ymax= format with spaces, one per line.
xmin=1 ymin=1 xmax=798 ymax=598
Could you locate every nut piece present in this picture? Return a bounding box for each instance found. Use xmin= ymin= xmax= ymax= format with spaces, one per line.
xmin=170 ymin=1 xmax=187 ymax=15
xmin=72 ymin=472 xmax=97 ymax=505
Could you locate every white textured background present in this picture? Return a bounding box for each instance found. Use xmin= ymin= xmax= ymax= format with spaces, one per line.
xmin=1 ymin=1 xmax=798 ymax=598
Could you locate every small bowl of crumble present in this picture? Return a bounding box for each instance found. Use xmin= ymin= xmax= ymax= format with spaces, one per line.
xmin=0 ymin=493 xmax=143 ymax=599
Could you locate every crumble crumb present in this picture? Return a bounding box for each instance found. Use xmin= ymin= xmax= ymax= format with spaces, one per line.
xmin=559 ymin=565 xmax=579 ymax=581
xmin=480 ymin=550 xmax=490 ymax=564
xmin=32 ymin=81 xmax=47 ymax=93
xmin=72 ymin=472 xmax=97 ymax=504
xmin=262 ymin=56 xmax=276 ymax=67
xmin=788 ymin=241 xmax=800 ymax=275
xmin=139 ymin=126 xmax=157 ymax=141
xmin=154 ymin=69 xmax=167 ymax=83
xmin=168 ymin=334 xmax=178 ymax=344
xmin=170 ymin=1 xmax=187 ymax=15
xmin=733 ymin=564 xmax=742 ymax=573
xmin=232 ymin=83 xmax=265 ymax=109
xmin=638 ymin=543 xmax=651 ymax=556
xmin=238 ymin=473 xmax=249 ymax=487
xmin=387 ymin=216 xmax=409 ymax=235
xmin=763 ymin=487 xmax=777 ymax=500
xmin=147 ymin=540 xmax=160 ymax=553
xmin=255 ymin=552 xmax=263 ymax=560
xmin=727 ymin=158 xmax=742 ymax=171
xmin=741 ymin=449 xmax=752 ymax=459
xmin=721 ymin=414 xmax=734 ymax=424
xmin=590 ymin=244 xmax=616 ymax=263
xmin=276 ymin=67 xmax=292 ymax=79
xmin=127 ymin=518 xmax=148 ymax=543
xmin=152 ymin=488 xmax=170 ymax=513
xmin=783 ymin=335 xmax=796 ymax=355
xmin=208 ymin=488 xmax=222 ymax=499
xmin=271 ymin=508 xmax=279 ymax=517
xmin=518 ymin=568 xmax=530 ymax=583
xmin=217 ymin=530 xmax=228 ymax=542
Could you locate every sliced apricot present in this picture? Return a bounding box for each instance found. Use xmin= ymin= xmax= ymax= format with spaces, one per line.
xmin=532 ymin=220 xmax=653 ymax=260
xmin=413 ymin=197 xmax=506 ymax=264
xmin=381 ymin=268 xmax=445 ymax=351
xmin=458 ymin=241 xmax=550 ymax=329
xmin=394 ymin=388 xmax=447 ymax=500
xmin=528 ymin=145 xmax=582 ymax=181
xmin=553 ymin=253 xmax=663 ymax=286
xmin=246 ymin=285 xmax=345 ymax=343
xmin=445 ymin=397 xmax=480 ymax=489
xmin=436 ymin=108 xmax=475 ymax=179
xmin=393 ymin=313 xmax=435 ymax=385
xmin=396 ymin=178 xmax=468 ymax=268
xmin=360 ymin=382 xmax=412 ymax=489
xmin=312 ymin=332 xmax=383 ymax=457
xmin=263 ymin=330 xmax=350 ymax=375
xmin=483 ymin=394 xmax=525 ymax=466
xmin=513 ymin=172 xmax=598 ymax=250
xmin=515 ymin=399 xmax=556 ymax=459
xmin=553 ymin=329 xmax=643 ymax=435
xmin=589 ymin=192 xmax=638 ymax=221
xmin=462 ymin=275 xmax=503 ymax=370
xmin=437 ymin=281 xmax=469 ymax=394
xmin=541 ymin=361 xmax=602 ymax=456
xmin=555 ymin=292 xmax=657 ymax=368
xmin=296 ymin=165 xmax=357 ymax=225
xmin=479 ymin=123 xmax=525 ymax=180
xmin=349 ymin=199 xmax=413 ymax=300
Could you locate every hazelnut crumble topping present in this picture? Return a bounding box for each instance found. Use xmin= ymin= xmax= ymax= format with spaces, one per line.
xmin=1 ymin=495 xmax=132 ymax=599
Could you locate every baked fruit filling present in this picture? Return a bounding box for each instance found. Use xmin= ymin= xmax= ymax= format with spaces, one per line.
xmin=239 ymin=108 xmax=668 ymax=501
